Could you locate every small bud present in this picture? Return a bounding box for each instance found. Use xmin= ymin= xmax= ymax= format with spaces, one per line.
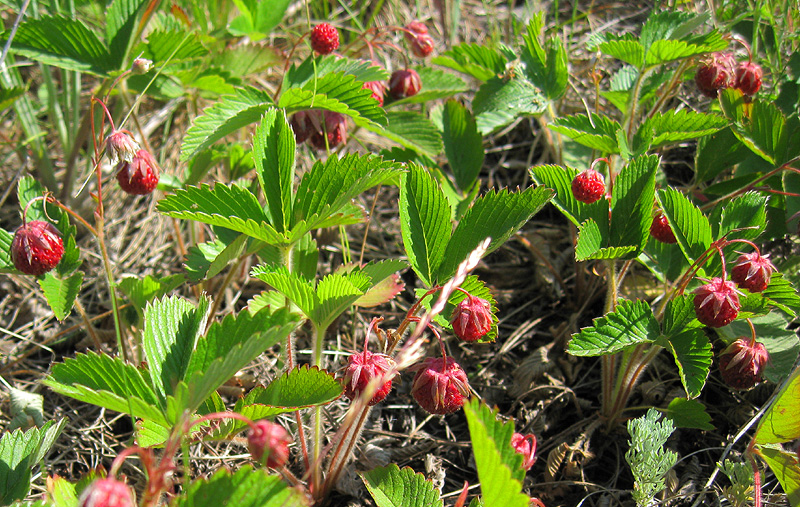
xmin=115 ymin=149 xmax=159 ymax=195
xmin=341 ymin=350 xmax=396 ymax=405
xmin=388 ymin=69 xmax=422 ymax=99
xmin=571 ymin=169 xmax=605 ymax=204
xmin=131 ymin=57 xmax=153 ymax=75
xmin=730 ymin=251 xmax=775 ymax=292
xmin=450 ymin=294 xmax=492 ymax=342
xmin=11 ymin=220 xmax=64 ymax=276
xmin=247 ymin=420 xmax=292 ymax=469
xmin=79 ymin=478 xmax=134 ymax=507
xmin=411 ymin=356 xmax=470 ymax=415
xmin=105 ymin=130 xmax=140 ymax=164
xmin=718 ymin=337 xmax=769 ymax=390
xmin=693 ymin=278 xmax=740 ymax=328
xmin=510 ymin=433 xmax=537 ymax=471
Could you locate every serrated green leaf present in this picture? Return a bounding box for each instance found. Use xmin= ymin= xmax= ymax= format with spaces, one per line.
xmin=7 ymin=388 xmax=44 ymax=431
xmin=609 ymin=155 xmax=659 ymax=256
xmin=636 ymin=110 xmax=727 ymax=153
xmin=251 ymin=265 xmax=317 ymax=319
xmin=250 ymin=365 xmax=342 ymax=408
xmin=575 ymin=219 xmax=601 ymax=261
xmin=43 ymin=352 xmax=168 ymax=426
xmin=0 ymin=420 xmax=66 ymax=505
xmin=6 ymin=16 xmax=113 ymax=74
xmin=599 ymin=38 xmax=645 ymax=67
xmin=351 ymin=261 xmax=407 ymax=307
xmin=253 ymin=109 xmax=294 ymax=233
xmin=548 ymin=114 xmax=621 ymax=153
xmin=432 ymin=43 xmax=507 ymax=82
xmin=662 ymin=295 xmax=701 ymax=336
xmin=529 ymin=165 xmax=610 ymax=236
xmin=442 ymin=100 xmax=484 ymax=192
xmin=463 ymin=399 xmax=530 ymax=507
xmin=473 ymin=77 xmax=547 ymax=134
xmin=47 ymin=473 xmax=78 ymax=507
xmin=39 ymin=271 xmax=83 ymax=321
xmin=721 ymin=91 xmax=789 ymax=165
xmin=283 ymin=55 xmax=390 ymax=90
xmin=106 ymin=0 xmax=149 ymax=69
xmin=184 ymin=235 xmax=248 ymax=283
xmin=755 ymin=446 xmax=800 ymax=506
xmin=0 ymin=228 xmax=13 ymax=271
xmin=427 ymin=275 xmax=498 ymax=342
xmin=569 ymin=300 xmax=660 ymax=356
xmin=716 ymin=191 xmax=767 ymax=242
xmin=695 ymin=127 xmax=750 ymax=182
xmin=118 ymin=274 xmax=186 ymax=314
xmin=366 ymin=110 xmax=443 ymax=157
xmin=135 ymin=419 xmax=172 ymax=448
xmin=180 ymin=86 xmax=274 ymax=161
xmin=228 ymin=0 xmax=291 ymax=39
xmin=399 ymin=164 xmax=452 ymax=286
xmin=761 ymin=273 xmax=800 ymax=317
xmin=362 ymin=464 xmax=444 ymax=507
xmin=0 ymin=86 xmax=25 ymax=110
xmin=173 ymin=466 xmax=309 ymax=507
xmin=520 ymin=18 xmax=568 ymax=99
xmin=136 ymin=29 xmax=208 ymax=65
xmin=436 ymin=187 xmax=552 ymax=281
xmin=143 ymin=295 xmax=211 ymax=401
xmin=388 ymin=67 xmax=467 ymax=106
xmin=666 ymin=329 xmax=711 ymax=398
xmin=645 ymin=36 xmax=726 ymax=65
xmin=755 ymin=366 xmax=800 ymax=445
xmin=657 ymin=188 xmax=713 ymax=264
xmin=664 ymin=398 xmax=713 ymax=430
xmin=312 ymin=272 xmax=370 ymax=329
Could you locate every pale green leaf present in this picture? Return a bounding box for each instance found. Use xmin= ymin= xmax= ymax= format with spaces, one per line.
xmin=0 ymin=228 xmax=13 ymax=272
xmin=473 ymin=77 xmax=547 ymax=134
xmin=118 ymin=274 xmax=186 ymax=314
xmin=432 ymin=43 xmax=507 ymax=81
xmin=442 ymin=100 xmax=484 ymax=192
xmin=136 ymin=29 xmax=209 ymax=65
xmin=251 ymin=265 xmax=318 ymax=318
xmin=362 ymin=464 xmax=443 ymax=507
xmin=755 ymin=365 xmax=800 ymax=445
xmin=39 ymin=271 xmax=83 ymax=321
xmin=717 ymin=191 xmax=767 ymax=242
xmin=173 ymin=467 xmax=309 ymax=507
xmin=365 ymin=110 xmax=443 ymax=157
xmin=399 ymin=164 xmax=452 ymax=286
xmin=7 ymin=387 xmax=44 ymax=430
xmin=0 ymin=420 xmax=66 ymax=505
xmin=184 ymin=235 xmax=248 ymax=283
xmin=599 ymin=38 xmax=645 ymax=67
xmin=388 ymin=67 xmax=467 ymax=106
xmin=657 ymin=188 xmax=713 ymax=264
xmin=568 ymin=300 xmax=660 ymax=356
xmin=575 ymin=219 xmax=602 ymax=261
xmin=666 ymin=329 xmax=711 ymax=398
xmin=726 ymin=313 xmax=800 ymax=384
xmin=312 ymin=272 xmax=369 ymax=328
xmin=520 ymin=17 xmax=568 ymax=99
xmin=548 ymin=114 xmax=621 ymax=153
xmin=636 ymin=110 xmax=727 ymax=152
xmin=645 ymin=37 xmax=726 ymax=65
xmin=755 ymin=447 xmax=800 ymax=506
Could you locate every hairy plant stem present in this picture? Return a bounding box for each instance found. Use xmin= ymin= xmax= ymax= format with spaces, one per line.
xmin=600 ymin=259 xmax=618 ymax=423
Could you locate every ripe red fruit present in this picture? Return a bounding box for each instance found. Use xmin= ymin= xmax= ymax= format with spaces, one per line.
xmin=650 ymin=213 xmax=677 ymax=244
xmin=388 ymin=69 xmax=422 ymax=99
xmin=247 ymin=420 xmax=292 ymax=468
xmin=405 ymin=21 xmax=429 ymax=36
xmin=450 ymin=294 xmax=493 ymax=342
xmin=79 ymin=478 xmax=134 ymax=507
xmin=341 ymin=350 xmax=396 ymax=405
xmin=404 ymin=23 xmax=434 ymax=58
xmin=734 ymin=61 xmax=763 ymax=96
xmin=571 ymin=169 xmax=605 ymax=204
xmin=310 ymin=23 xmax=339 ymax=55
xmin=290 ymin=110 xmax=316 ymax=144
xmin=693 ymin=278 xmax=740 ymax=328
xmin=718 ymin=338 xmax=769 ymax=390
xmin=308 ymin=111 xmax=347 ymax=150
xmin=11 ymin=220 xmax=64 ymax=276
xmin=695 ymin=52 xmax=736 ymax=98
xmin=510 ymin=433 xmax=537 ymax=471
xmin=730 ymin=251 xmax=775 ymax=292
xmin=362 ymin=81 xmax=386 ymax=106
xmin=411 ymin=356 xmax=470 ymax=415
xmin=115 ymin=149 xmax=159 ymax=195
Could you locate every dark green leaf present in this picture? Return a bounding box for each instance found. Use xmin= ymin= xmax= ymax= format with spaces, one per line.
xmin=366 ymin=110 xmax=443 ymax=157
xmin=662 ymin=295 xmax=701 ymax=336
xmin=248 ymin=365 xmax=342 ymax=408
xmin=118 ymin=274 xmax=186 ymax=315
xmin=664 ymin=398 xmax=713 ymax=430
xmin=666 ymin=329 xmax=711 ymax=398
xmin=473 ymin=77 xmax=547 ymax=134
xmin=442 ymin=100 xmax=484 ymax=192
xmin=548 ymin=114 xmax=621 ymax=153
xmin=432 ymin=43 xmax=507 ymax=82
xmin=610 ymin=155 xmax=659 ymax=256
xmin=106 ymin=0 xmax=150 ymax=68
xmin=569 ymin=300 xmax=660 ymax=356
xmin=695 ymin=127 xmax=750 ymax=182
xmin=726 ymin=313 xmax=799 ymax=384
xmin=657 ymin=188 xmax=712 ymax=264
xmin=636 ymin=110 xmax=727 ymax=152
xmin=173 ymin=466 xmax=308 ymax=507
xmin=363 ymin=464 xmax=443 ymax=507
xmin=254 ymin=109 xmax=295 ymax=233
xmin=39 ymin=271 xmax=83 ymax=322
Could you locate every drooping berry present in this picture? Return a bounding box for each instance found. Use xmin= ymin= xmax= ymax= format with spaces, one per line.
xmin=11 ymin=220 xmax=64 ymax=276
xmin=411 ymin=356 xmax=470 ymax=415
xmin=115 ymin=149 xmax=159 ymax=195
xmin=388 ymin=69 xmax=422 ymax=99
xmin=404 ymin=22 xmax=434 ymax=58
xmin=308 ymin=111 xmax=348 ymax=150
xmin=650 ymin=213 xmax=677 ymax=244
xmin=511 ymin=433 xmax=537 ymax=471
xmin=405 ymin=21 xmax=429 ymax=36
xmin=79 ymin=477 xmax=134 ymax=507
xmin=341 ymin=350 xmax=396 ymax=405
xmin=105 ymin=130 xmax=140 ymax=164
xmin=730 ymin=251 xmax=775 ymax=293
xmin=362 ymin=81 xmax=386 ymax=106
xmin=571 ymin=169 xmax=605 ymax=204
xmin=310 ymin=23 xmax=339 ymax=55
xmin=695 ymin=52 xmax=736 ymax=98
xmin=450 ymin=294 xmax=493 ymax=342
xmin=290 ymin=110 xmax=316 ymax=144
xmin=718 ymin=338 xmax=769 ymax=390
xmin=734 ymin=61 xmax=763 ymax=96
xmin=247 ymin=420 xmax=292 ymax=469
xmin=693 ymin=278 xmax=740 ymax=328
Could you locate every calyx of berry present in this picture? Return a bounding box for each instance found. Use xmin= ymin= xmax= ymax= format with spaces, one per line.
xmin=450 ymin=294 xmax=493 ymax=342
xmin=11 ymin=220 xmax=64 ymax=276
xmin=115 ymin=149 xmax=159 ymax=195
xmin=79 ymin=477 xmax=134 ymax=507
xmin=105 ymin=130 xmax=140 ymax=164
xmin=571 ymin=169 xmax=605 ymax=204
xmin=718 ymin=337 xmax=769 ymax=390
xmin=388 ymin=69 xmax=422 ymax=99
xmin=309 ymin=23 xmax=339 ymax=55
xmin=695 ymin=52 xmax=736 ymax=98
xmin=247 ymin=419 xmax=292 ymax=469
xmin=341 ymin=350 xmax=396 ymax=405
xmin=511 ymin=432 xmax=537 ymax=471
xmin=693 ymin=277 xmax=740 ymax=328
xmin=730 ymin=251 xmax=775 ymax=293
xmin=411 ymin=356 xmax=470 ymax=415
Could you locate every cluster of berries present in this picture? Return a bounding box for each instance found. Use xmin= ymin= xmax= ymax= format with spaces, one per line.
xmin=695 ymin=52 xmax=763 ymax=98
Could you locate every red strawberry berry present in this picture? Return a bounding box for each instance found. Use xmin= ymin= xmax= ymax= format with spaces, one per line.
xmin=718 ymin=337 xmax=769 ymax=390
xmin=405 ymin=21 xmax=429 ymax=36
xmin=650 ymin=213 xmax=677 ymax=244
xmin=695 ymin=52 xmax=736 ymax=98
xmin=693 ymin=278 xmax=740 ymax=328
xmin=116 ymin=149 xmax=159 ymax=195
xmin=308 ymin=111 xmax=347 ymax=150
xmin=451 ymin=294 xmax=493 ymax=342
xmin=290 ymin=110 xmax=316 ymax=144
xmin=11 ymin=220 xmax=64 ymax=276
xmin=571 ymin=169 xmax=605 ymax=204
xmin=388 ymin=69 xmax=422 ymax=99
xmin=247 ymin=420 xmax=292 ymax=469
xmin=511 ymin=432 xmax=537 ymax=471
xmin=411 ymin=356 xmax=470 ymax=415
xmin=734 ymin=61 xmax=763 ymax=96
xmin=341 ymin=350 xmax=396 ymax=405
xmin=310 ymin=23 xmax=339 ymax=55
xmin=404 ymin=23 xmax=434 ymax=58
xmin=79 ymin=478 xmax=134 ymax=507
xmin=362 ymin=81 xmax=386 ymax=106
xmin=730 ymin=251 xmax=775 ymax=292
